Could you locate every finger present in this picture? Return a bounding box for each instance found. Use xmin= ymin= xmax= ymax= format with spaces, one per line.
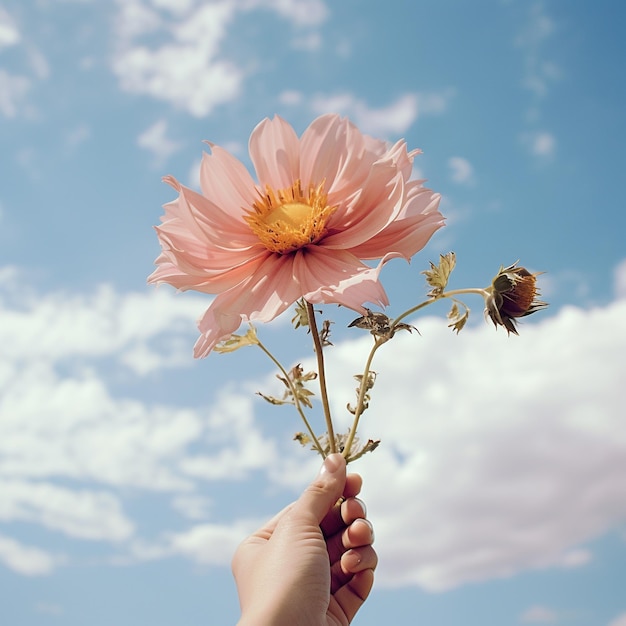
xmin=330 ymin=544 xmax=378 ymax=593
xmin=333 ymin=568 xmax=375 ymax=623
xmin=320 ymin=473 xmax=364 ymax=536
xmin=343 ymin=473 xmax=363 ymax=499
xmin=320 ymin=494 xmax=366 ymax=537
xmin=290 ymin=454 xmax=346 ymax=525
xmin=326 ymin=517 xmax=374 ymax=564
xmin=340 ymin=545 xmax=378 ymax=575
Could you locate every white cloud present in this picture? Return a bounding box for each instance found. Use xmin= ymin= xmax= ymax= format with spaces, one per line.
xmin=0 ymin=533 xmax=60 ymax=576
xmin=608 ymin=613 xmax=626 ymax=626
xmin=0 ymin=273 xmax=204 ymax=369
xmin=112 ymin=2 xmax=241 ymax=117
xmin=171 ymin=493 xmax=213 ymax=520
xmin=613 ymin=258 xmax=626 ymax=299
xmin=278 ymin=89 xmax=303 ymax=106
xmin=0 ymin=6 xmax=20 ymax=48
xmin=111 ymin=0 xmax=329 ymax=116
xmin=35 ymin=603 xmax=63 ymax=616
xmin=165 ymin=518 xmax=256 ymax=566
xmin=245 ymin=0 xmax=329 ymax=26
xmin=515 ymin=2 xmax=560 ymax=99
xmin=523 ymin=130 xmax=556 ymax=158
xmin=137 ymin=119 xmax=181 ymax=164
xmin=520 ymin=605 xmax=560 ymax=623
xmin=291 ymin=31 xmax=322 ymax=51
xmin=448 ymin=156 xmax=475 ymax=185
xmin=308 ymin=89 xmax=454 ymax=136
xmin=0 ymin=69 xmax=31 ymax=118
xmin=113 ymin=0 xmax=163 ymax=40
xmin=0 ymin=481 xmax=134 ymax=541
xmin=65 ymin=123 xmax=92 ymax=150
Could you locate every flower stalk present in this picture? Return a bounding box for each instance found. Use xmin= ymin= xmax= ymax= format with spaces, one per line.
xmin=305 ymin=301 xmax=336 ymax=454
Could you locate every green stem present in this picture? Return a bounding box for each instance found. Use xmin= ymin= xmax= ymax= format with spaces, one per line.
xmin=305 ymin=301 xmax=336 ymax=454
xmin=391 ymin=288 xmax=488 ymax=330
xmin=342 ymin=337 xmax=383 ymax=459
xmin=256 ymin=339 xmax=326 ymax=458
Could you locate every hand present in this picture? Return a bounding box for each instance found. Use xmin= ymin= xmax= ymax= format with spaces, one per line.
xmin=233 ymin=453 xmax=377 ymax=625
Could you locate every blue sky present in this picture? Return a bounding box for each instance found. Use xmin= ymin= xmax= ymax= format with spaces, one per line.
xmin=1 ymin=0 xmax=625 ymax=625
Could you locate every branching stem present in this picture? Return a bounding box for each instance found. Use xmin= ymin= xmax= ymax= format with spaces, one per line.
xmin=343 ymin=287 xmax=488 ymax=459
xmin=256 ymin=338 xmax=326 ymax=458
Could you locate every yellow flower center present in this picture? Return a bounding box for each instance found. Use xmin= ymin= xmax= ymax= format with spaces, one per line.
xmin=245 ymin=180 xmax=336 ymax=254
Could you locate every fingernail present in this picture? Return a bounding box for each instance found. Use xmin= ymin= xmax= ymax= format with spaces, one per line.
xmin=353 ymin=497 xmax=367 ymax=517
xmin=344 ymin=549 xmax=362 ymax=569
xmin=357 ymin=518 xmax=375 ymax=542
xmin=320 ymin=453 xmax=344 ymax=475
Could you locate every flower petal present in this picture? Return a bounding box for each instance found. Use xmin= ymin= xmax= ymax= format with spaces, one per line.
xmin=160 ymin=176 xmax=256 ymax=249
xmin=347 ymin=189 xmax=444 ymax=260
xmin=299 ymin=114 xmax=383 ymax=197
xmin=149 ymin=181 xmax=269 ymax=293
xmin=199 ymin=144 xmax=258 ymax=219
xmin=322 ymin=160 xmax=405 ymax=250
xmin=193 ymin=254 xmax=302 ymax=357
xmin=249 ymin=115 xmax=300 ymax=190
xmin=292 ymin=247 xmax=394 ymax=312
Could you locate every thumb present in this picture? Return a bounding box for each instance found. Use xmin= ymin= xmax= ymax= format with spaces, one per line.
xmin=292 ymin=453 xmax=347 ymax=525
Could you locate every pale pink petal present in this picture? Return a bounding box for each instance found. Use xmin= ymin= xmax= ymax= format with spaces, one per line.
xmin=249 ymin=116 xmax=300 ymax=190
xmin=199 ymin=145 xmax=258 ymax=219
xmin=292 ymin=247 xmax=394 ymax=312
xmin=161 ymin=177 xmax=256 ymax=249
xmin=299 ymin=114 xmax=378 ymax=197
xmin=193 ymin=254 xmax=302 ymax=357
xmin=384 ymin=139 xmax=419 ymax=180
xmin=322 ymin=161 xmax=405 ymax=250
xmin=347 ymin=191 xmax=444 ymax=260
xmin=149 ymin=182 xmax=270 ymax=293
xmin=148 ymin=246 xmax=269 ymax=293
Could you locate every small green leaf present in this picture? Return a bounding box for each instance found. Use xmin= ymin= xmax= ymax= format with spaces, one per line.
xmin=214 ymin=326 xmax=259 ymax=353
xmin=447 ymin=300 xmax=469 ymax=334
xmin=291 ymin=299 xmax=309 ymax=329
xmin=422 ymin=252 xmax=456 ymax=297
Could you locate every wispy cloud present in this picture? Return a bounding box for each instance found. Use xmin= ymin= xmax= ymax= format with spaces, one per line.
xmin=448 ymin=156 xmax=475 ymax=185
xmin=112 ymin=2 xmax=241 ymax=117
xmin=0 ymin=6 xmax=21 ymax=48
xmin=515 ymin=3 xmax=561 ymax=159
xmin=281 ymin=88 xmax=454 ymax=136
xmin=515 ymin=2 xmax=560 ymax=100
xmin=138 ymin=119 xmax=181 ymax=165
xmin=522 ymin=130 xmax=557 ymax=159
xmin=110 ymin=0 xmax=329 ymax=116
xmin=0 ymin=533 xmax=61 ymax=576
xmin=519 ymin=605 xmax=560 ymax=623
xmin=0 ymin=69 xmax=31 ymax=118
xmin=608 ymin=613 xmax=626 ymax=626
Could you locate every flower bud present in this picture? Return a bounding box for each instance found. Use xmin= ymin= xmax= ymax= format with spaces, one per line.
xmin=484 ymin=263 xmax=548 ymax=334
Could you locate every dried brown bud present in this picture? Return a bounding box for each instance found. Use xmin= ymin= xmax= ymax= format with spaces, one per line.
xmin=485 ymin=262 xmax=548 ymax=334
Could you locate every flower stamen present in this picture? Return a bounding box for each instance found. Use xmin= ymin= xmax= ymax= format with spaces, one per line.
xmin=245 ymin=180 xmax=337 ymax=254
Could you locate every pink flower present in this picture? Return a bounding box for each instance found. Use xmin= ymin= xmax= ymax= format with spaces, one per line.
xmin=148 ymin=114 xmax=444 ymax=357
